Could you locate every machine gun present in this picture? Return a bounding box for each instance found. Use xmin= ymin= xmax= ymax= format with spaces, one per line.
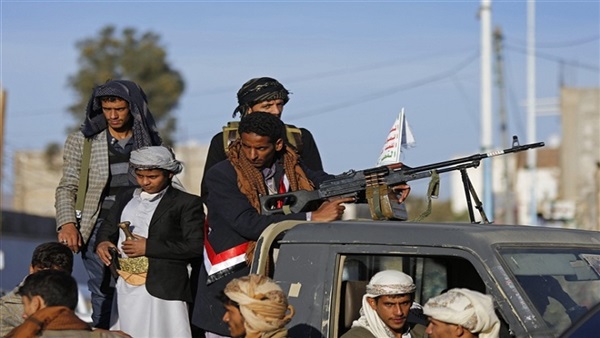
xmin=260 ymin=136 xmax=544 ymax=223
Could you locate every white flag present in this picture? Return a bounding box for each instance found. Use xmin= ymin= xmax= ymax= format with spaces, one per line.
xmin=376 ymin=108 xmax=416 ymax=166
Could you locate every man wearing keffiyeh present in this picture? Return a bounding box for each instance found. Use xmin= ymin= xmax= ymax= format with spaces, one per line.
xmin=55 ymin=80 xmax=162 ymax=329
xmin=423 ymin=288 xmax=500 ymax=338
xmin=192 ymin=112 xmax=351 ymax=337
xmin=95 ymin=146 xmax=204 ymax=338
xmin=222 ymin=274 xmax=294 ymax=338
xmin=342 ymin=270 xmax=427 ymax=338
xmin=200 ymin=77 xmax=324 ymax=205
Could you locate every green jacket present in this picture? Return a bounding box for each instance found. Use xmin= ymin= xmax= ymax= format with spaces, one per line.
xmin=341 ymin=323 xmax=427 ymax=338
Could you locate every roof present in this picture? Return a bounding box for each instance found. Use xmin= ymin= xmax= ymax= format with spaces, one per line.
xmin=279 ymin=221 xmax=600 ymax=249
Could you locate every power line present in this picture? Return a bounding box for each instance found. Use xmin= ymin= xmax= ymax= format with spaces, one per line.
xmin=506 ymin=44 xmax=600 ymax=72
xmin=285 ymin=52 xmax=480 ymax=122
xmin=505 ymin=34 xmax=599 ymax=49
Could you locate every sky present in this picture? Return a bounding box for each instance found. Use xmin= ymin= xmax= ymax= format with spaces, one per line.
xmin=1 ymin=0 xmax=599 ymax=200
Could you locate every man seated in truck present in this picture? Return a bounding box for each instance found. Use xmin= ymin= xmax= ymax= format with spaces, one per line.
xmin=423 ymin=288 xmax=500 ymax=338
xmin=221 ymin=274 xmax=294 ymax=338
xmin=192 ymin=112 xmax=355 ymax=337
xmin=342 ymin=270 xmax=427 ymax=338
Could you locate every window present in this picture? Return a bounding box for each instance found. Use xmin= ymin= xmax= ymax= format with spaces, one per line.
xmin=499 ymin=248 xmax=600 ymax=333
xmin=337 ymin=253 xmax=487 ymax=336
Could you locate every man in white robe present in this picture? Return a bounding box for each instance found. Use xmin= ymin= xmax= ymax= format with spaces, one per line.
xmin=96 ymin=146 xmax=204 ymax=338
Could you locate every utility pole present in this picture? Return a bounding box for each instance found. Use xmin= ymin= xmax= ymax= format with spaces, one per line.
xmin=527 ymin=0 xmax=538 ymax=225
xmin=0 ymin=88 xmax=6 ymax=212
xmin=480 ymin=0 xmax=494 ymax=221
xmin=493 ymin=27 xmax=515 ymax=224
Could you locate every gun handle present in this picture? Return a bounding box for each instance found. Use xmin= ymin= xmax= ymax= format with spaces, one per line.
xmin=108 ymin=247 xmax=120 ymax=279
xmin=118 ymin=221 xmax=134 ymax=241
xmin=260 ymin=190 xmax=322 ymax=215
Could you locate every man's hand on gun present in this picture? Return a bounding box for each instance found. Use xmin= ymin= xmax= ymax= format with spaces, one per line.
xmin=393 ymin=183 xmax=411 ymax=204
xmin=312 ymin=197 xmax=356 ymax=221
xmin=96 ymin=241 xmax=118 ymax=266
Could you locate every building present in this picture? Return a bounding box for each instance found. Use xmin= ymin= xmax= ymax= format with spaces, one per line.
xmin=560 ymin=88 xmax=600 ymax=231
xmin=449 ymin=87 xmax=599 ymax=230
xmin=10 ymin=143 xmax=208 ymax=218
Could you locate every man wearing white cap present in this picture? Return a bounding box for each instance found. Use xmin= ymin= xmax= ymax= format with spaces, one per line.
xmin=96 ymin=146 xmax=204 ymax=338
xmin=423 ymin=288 xmax=500 ymax=338
xmin=342 ymin=270 xmax=427 ymax=338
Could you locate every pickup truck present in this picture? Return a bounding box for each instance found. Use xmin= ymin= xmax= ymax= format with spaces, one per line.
xmin=249 ymin=220 xmax=600 ymax=338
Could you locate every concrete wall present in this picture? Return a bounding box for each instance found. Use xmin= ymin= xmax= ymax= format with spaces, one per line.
xmin=560 ymin=88 xmax=600 ymax=230
xmin=10 ymin=143 xmax=209 ymax=217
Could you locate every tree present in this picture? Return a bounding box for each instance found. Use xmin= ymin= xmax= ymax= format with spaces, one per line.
xmin=67 ymin=26 xmax=184 ymax=145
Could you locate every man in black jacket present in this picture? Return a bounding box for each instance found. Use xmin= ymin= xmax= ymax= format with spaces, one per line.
xmin=200 ymin=77 xmax=323 ymax=204
xmin=96 ymin=146 xmax=204 ymax=338
xmin=193 ymin=112 xmax=351 ymax=337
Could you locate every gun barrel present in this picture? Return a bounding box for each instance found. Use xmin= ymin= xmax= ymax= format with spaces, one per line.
xmin=402 ymin=141 xmax=544 ymax=175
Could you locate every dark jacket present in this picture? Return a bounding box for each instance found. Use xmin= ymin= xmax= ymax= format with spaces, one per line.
xmin=96 ymin=186 xmax=204 ymax=303
xmin=200 ymin=126 xmax=323 ymax=204
xmin=192 ymin=157 xmax=332 ymax=335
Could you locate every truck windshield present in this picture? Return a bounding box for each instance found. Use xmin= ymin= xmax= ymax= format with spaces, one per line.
xmin=499 ymin=248 xmax=600 ymax=333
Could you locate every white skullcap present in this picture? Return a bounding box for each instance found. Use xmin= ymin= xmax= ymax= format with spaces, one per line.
xmin=366 ymin=269 xmax=416 ymax=297
xmin=423 ymin=288 xmax=500 ymax=338
xmin=351 ymin=270 xmax=417 ymax=338
xmin=129 ymin=146 xmax=183 ymax=174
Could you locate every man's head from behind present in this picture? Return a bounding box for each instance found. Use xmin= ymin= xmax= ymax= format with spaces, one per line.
xmin=423 ymin=288 xmax=500 ymax=338
xmin=222 ymin=274 xmax=294 ymax=338
xmin=30 ymin=242 xmax=74 ymax=275
xmin=233 ymin=77 xmax=290 ymax=118
xmin=18 ymin=269 xmax=78 ymax=319
xmin=238 ymin=112 xmax=285 ymax=169
xmin=361 ymin=270 xmax=417 ymax=335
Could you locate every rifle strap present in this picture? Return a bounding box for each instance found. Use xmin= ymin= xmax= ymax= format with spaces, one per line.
xmin=223 ymin=121 xmax=304 ymax=153
xmin=75 ymin=137 xmax=92 ymax=221
xmin=410 ymin=170 xmax=440 ymax=222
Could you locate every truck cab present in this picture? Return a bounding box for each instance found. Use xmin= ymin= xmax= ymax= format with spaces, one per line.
xmin=250 ymin=220 xmax=600 ymax=337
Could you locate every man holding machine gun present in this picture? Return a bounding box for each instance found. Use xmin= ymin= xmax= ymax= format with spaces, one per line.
xmin=192 ymin=112 xmax=410 ymax=337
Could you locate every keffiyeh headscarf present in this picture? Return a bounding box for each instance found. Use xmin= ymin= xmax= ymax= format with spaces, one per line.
xmin=224 ymin=275 xmax=295 ymax=338
xmin=233 ymin=77 xmax=290 ymax=117
xmin=352 ymin=270 xmax=417 ymax=338
xmin=423 ymin=288 xmax=500 ymax=338
xmin=80 ymin=79 xmax=162 ymax=148
xmin=129 ymin=146 xmax=183 ymax=174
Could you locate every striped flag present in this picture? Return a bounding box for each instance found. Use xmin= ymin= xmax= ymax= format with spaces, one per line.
xmin=377 ymin=108 xmax=416 ymax=166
